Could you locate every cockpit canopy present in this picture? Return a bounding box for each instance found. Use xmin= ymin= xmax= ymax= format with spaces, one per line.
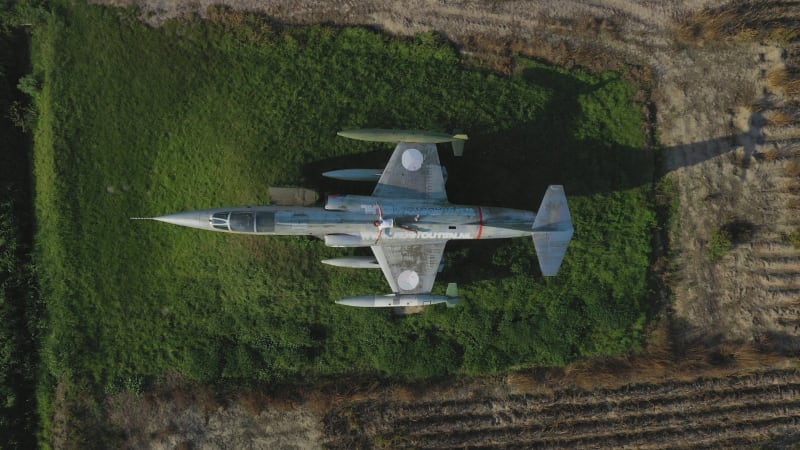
xmin=210 ymin=211 xmax=275 ymax=233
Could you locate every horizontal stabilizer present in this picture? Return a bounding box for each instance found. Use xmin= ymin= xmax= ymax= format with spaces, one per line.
xmin=532 ymin=185 xmax=573 ymax=276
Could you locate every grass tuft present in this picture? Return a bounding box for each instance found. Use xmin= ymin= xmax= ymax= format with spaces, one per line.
xmin=764 ymin=109 xmax=795 ymax=127
xmin=767 ymin=68 xmax=800 ymax=97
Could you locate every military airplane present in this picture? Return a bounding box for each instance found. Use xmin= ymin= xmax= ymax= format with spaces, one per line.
xmin=141 ymin=129 xmax=574 ymax=308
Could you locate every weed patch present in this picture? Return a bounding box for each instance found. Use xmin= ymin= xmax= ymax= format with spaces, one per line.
xmin=708 ymin=227 xmax=733 ymax=263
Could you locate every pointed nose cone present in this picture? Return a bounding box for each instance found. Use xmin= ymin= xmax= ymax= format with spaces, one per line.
xmin=152 ymin=211 xmax=207 ymax=230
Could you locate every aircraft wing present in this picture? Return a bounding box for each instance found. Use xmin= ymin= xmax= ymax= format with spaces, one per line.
xmin=371 ymin=241 xmax=446 ymax=294
xmin=372 ymin=142 xmax=447 ymax=201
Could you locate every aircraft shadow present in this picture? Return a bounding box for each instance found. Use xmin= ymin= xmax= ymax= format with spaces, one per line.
xmin=303 ymin=59 xmax=767 ymax=204
xmin=300 ymin=62 xmax=765 ymax=282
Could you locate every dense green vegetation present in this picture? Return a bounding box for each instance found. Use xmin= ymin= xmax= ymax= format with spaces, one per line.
xmin=26 ymin=0 xmax=654 ymax=395
xmin=0 ymin=5 xmax=41 ymax=447
xmin=0 ymin=200 xmax=40 ymax=450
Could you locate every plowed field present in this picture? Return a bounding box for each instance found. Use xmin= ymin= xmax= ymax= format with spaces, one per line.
xmin=324 ymin=369 xmax=800 ymax=449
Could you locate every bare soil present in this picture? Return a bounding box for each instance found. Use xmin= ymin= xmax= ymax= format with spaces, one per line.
xmin=329 ymin=368 xmax=800 ymax=449
xmin=108 ymin=352 xmax=800 ymax=449
xmin=83 ymin=0 xmax=800 ymax=448
xmin=106 ymin=379 xmax=324 ymax=449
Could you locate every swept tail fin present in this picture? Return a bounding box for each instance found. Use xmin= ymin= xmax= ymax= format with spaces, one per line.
xmin=531 ymin=185 xmax=574 ymax=276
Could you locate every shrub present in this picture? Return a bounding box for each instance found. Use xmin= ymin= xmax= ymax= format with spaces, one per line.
xmin=708 ymin=227 xmax=732 ymax=262
xmin=784 ymin=227 xmax=800 ymax=249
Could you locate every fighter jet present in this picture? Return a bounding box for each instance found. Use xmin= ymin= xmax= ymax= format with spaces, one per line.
xmin=142 ymin=129 xmax=574 ymax=308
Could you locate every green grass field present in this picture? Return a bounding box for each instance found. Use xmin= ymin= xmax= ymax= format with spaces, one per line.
xmin=27 ymin=2 xmax=654 ymax=390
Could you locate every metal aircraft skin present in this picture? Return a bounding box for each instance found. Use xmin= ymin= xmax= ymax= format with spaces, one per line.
xmin=146 ymin=129 xmax=574 ymax=308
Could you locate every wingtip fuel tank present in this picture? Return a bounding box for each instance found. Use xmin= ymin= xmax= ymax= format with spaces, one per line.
xmin=335 ymin=293 xmax=460 ymax=308
xmin=338 ymin=128 xmax=468 ymax=156
xmin=337 ymin=129 xmax=468 ymax=144
xmin=321 ymin=256 xmax=380 ymax=269
xmin=322 ymin=169 xmax=383 ymax=182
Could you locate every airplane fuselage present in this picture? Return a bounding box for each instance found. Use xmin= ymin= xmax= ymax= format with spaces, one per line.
xmin=154 ymin=196 xmax=536 ymax=246
xmin=144 ymin=129 xmax=573 ymax=308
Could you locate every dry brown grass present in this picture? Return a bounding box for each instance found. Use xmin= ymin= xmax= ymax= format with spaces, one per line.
xmin=765 ymin=109 xmax=796 ymax=127
xmin=505 ymin=372 xmax=554 ymax=396
xmin=204 ymin=5 xmax=273 ymax=45
xmin=674 ymin=5 xmax=800 ymax=47
xmin=194 ymin=386 xmax=221 ymax=415
xmin=206 ymin=5 xmax=247 ymax=27
xmin=730 ymin=147 xmax=751 ymax=168
xmin=562 ymin=358 xmax=635 ymax=390
xmin=49 ymin=382 xmax=70 ymax=450
xmin=760 ymin=148 xmax=781 ymax=162
xmin=720 ymin=342 xmax=787 ymax=369
xmin=787 ymin=198 xmax=800 ymax=209
xmin=509 ymin=322 xmax=792 ymax=393
xmin=757 ymin=146 xmax=800 ymax=162
xmin=163 ymin=385 xmax=192 ymax=411
xmin=785 ymin=161 xmax=800 ymax=177
xmin=572 ymin=13 xmax=621 ymax=41
xmin=767 ymin=68 xmax=800 ymax=98
xmin=786 ymin=179 xmax=800 ymax=194
xmin=767 ymin=27 xmax=800 ymax=44
xmin=236 ymin=390 xmax=270 ymax=415
xmin=387 ymin=384 xmax=417 ymax=403
xmin=304 ymin=389 xmax=335 ymax=414
xmin=462 ymin=14 xmax=654 ymax=89
xmin=674 ymin=9 xmax=739 ymax=46
xmin=302 ymin=381 xmax=391 ymax=414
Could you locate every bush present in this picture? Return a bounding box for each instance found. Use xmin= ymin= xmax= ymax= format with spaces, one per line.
xmin=784 ymin=227 xmax=800 ymax=249
xmin=708 ymin=228 xmax=732 ymax=262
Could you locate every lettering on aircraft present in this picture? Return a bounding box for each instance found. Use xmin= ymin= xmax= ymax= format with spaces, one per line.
xmin=409 ymin=231 xmax=472 ymax=239
xmin=359 ymin=205 xmax=475 ymax=216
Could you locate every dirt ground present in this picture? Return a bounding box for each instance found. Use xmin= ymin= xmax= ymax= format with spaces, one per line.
xmin=83 ymin=0 xmax=800 ymax=448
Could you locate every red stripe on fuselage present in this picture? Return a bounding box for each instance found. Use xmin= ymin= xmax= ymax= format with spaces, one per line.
xmin=476 ymin=206 xmax=484 ymax=239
